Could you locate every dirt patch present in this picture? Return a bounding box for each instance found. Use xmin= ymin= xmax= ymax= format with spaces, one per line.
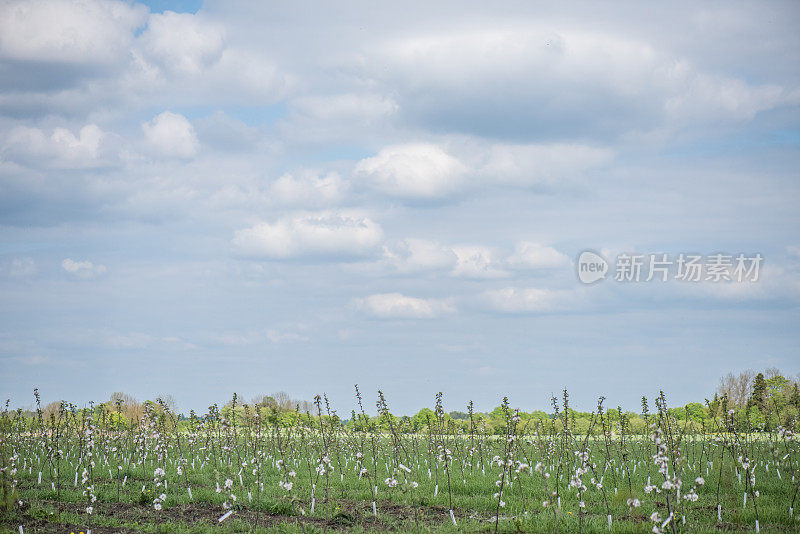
xmin=5 ymin=497 xmax=460 ymax=533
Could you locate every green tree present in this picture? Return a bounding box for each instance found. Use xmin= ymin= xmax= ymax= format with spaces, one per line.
xmin=765 ymin=374 xmax=789 ymax=393
xmin=789 ymin=383 xmax=800 ymax=411
xmin=412 ymin=408 xmax=435 ymax=431
xmin=750 ymin=372 xmax=767 ymax=411
xmin=684 ymin=402 xmax=707 ymax=423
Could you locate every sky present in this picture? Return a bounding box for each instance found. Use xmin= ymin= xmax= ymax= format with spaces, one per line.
xmin=0 ymin=0 xmax=798 ymax=416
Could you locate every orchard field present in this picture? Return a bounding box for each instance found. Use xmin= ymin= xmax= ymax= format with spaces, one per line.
xmin=0 ymin=388 xmax=798 ymax=533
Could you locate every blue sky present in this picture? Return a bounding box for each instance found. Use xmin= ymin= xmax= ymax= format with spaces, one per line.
xmin=0 ymin=0 xmax=798 ymax=415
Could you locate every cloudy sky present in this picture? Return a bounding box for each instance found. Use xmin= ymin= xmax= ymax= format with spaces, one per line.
xmin=1 ymin=0 xmax=798 ymax=415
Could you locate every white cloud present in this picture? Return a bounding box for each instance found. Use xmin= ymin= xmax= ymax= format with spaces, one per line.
xmin=5 ymin=124 xmax=108 ymax=168
xmin=212 ymin=332 xmax=260 ymax=346
xmin=0 ymin=0 xmax=146 ymax=63
xmin=356 ymin=239 xmax=570 ymax=277
xmin=194 ymin=111 xmax=259 ymax=151
xmin=50 ymin=125 xmax=103 ymax=157
xmin=233 ymin=211 xmax=383 ymax=259
xmin=355 ymin=292 xmax=454 ymax=319
xmin=142 ymin=111 xmax=199 ymax=158
xmin=480 ymin=144 xmax=614 ymax=187
xmin=681 ymin=264 xmax=800 ymax=303
xmin=378 ymin=238 xmax=457 ymax=274
xmin=451 ymin=246 xmax=507 ymax=278
xmin=280 ymin=93 xmax=399 ymax=143
xmin=380 ymin=27 xmax=645 ymax=88
xmin=0 ymin=1 xmax=797 ymax=411
xmin=9 ymin=257 xmax=36 ymax=277
xmin=61 ymin=258 xmax=106 ymax=278
xmin=11 ymin=354 xmax=51 ymax=365
xmin=104 ymin=332 xmax=154 ymax=349
xmin=212 ymin=327 xmax=308 ymax=345
xmin=373 ymin=25 xmax=798 ymax=136
xmin=269 ymin=171 xmax=346 ymax=207
xmin=291 ymin=93 xmax=398 ymax=122
xmin=129 ymin=30 xmax=289 ymax=107
xmin=138 ymin=11 xmax=225 ymax=75
xmin=352 ymin=141 xmax=612 ymax=201
xmin=102 ymin=331 xmax=194 ymax=350
xmin=506 ymin=242 xmax=571 ymax=269
xmin=481 ymin=286 xmax=581 ymax=313
xmin=355 ymin=143 xmax=467 ymax=200
xmin=207 ymin=48 xmax=290 ymax=100
xmin=662 ymin=61 xmax=796 ymax=123
xmin=266 ymin=328 xmax=308 ymax=343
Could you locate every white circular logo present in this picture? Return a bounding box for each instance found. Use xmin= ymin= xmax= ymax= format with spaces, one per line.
xmin=577 ymin=250 xmax=608 ymax=284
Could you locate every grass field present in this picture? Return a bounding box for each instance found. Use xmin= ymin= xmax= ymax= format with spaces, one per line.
xmin=0 ymin=393 xmax=797 ymax=533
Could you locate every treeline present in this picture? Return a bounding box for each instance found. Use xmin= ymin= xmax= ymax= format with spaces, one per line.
xmin=15 ymin=368 xmax=800 ymax=435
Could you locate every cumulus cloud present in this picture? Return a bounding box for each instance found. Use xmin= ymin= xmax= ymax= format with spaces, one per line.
xmin=4 ymin=124 xmax=109 ymax=168
xmin=142 ymin=111 xmax=199 ymax=158
xmin=451 ymin=246 xmax=507 ymax=279
xmin=661 ymin=61 xmax=796 ymax=123
xmin=233 ymin=211 xmax=383 ymax=259
xmin=291 ymin=93 xmax=398 ymax=122
xmin=479 ymin=144 xmax=613 ymax=187
xmin=212 ymin=326 xmax=309 ymax=346
xmin=101 ymin=331 xmax=195 ymax=350
xmin=0 ymin=1 xmax=797 ymax=410
xmin=377 ymin=238 xmax=457 ymax=274
xmin=266 ymin=328 xmax=308 ymax=343
xmin=9 ymin=257 xmax=36 ymax=277
xmin=676 ymin=263 xmax=800 ymax=303
xmin=353 ymin=141 xmax=612 ymax=200
xmin=0 ymin=0 xmax=146 ymax=64
xmin=506 ymin=242 xmax=571 ymax=269
xmin=371 ymin=24 xmax=799 ymax=139
xmin=129 ymin=30 xmax=289 ymax=108
xmin=194 ymin=111 xmax=260 ymax=152
xmin=269 ymin=171 xmax=347 ymax=207
xmin=355 ymin=143 xmax=467 ymax=200
xmin=280 ymin=93 xmax=399 ymax=143
xmin=355 ymin=292 xmax=454 ymax=319
xmin=355 ymin=239 xmax=571 ymax=277
xmin=138 ymin=11 xmax=225 ymax=75
xmin=61 ymin=258 xmax=106 ymax=278
xmin=480 ymin=286 xmax=582 ymax=313
xmin=205 ymin=48 xmax=290 ymax=101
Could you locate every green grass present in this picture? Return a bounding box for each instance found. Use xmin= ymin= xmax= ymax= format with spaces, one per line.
xmin=1 ymin=432 xmax=797 ymax=533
